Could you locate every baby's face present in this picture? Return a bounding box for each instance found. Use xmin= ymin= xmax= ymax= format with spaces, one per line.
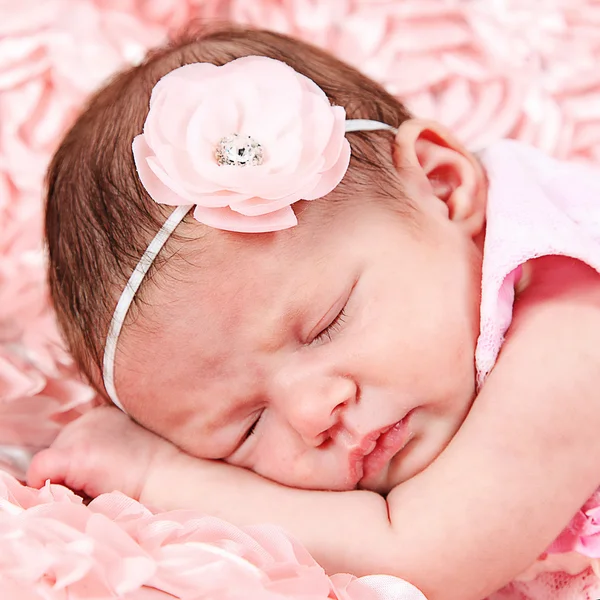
xmin=118 ymin=196 xmax=483 ymax=494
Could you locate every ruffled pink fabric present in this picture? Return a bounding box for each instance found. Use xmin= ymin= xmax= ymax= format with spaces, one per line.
xmin=549 ymin=490 xmax=600 ymax=559
xmin=0 ymin=471 xmax=426 ymax=600
xmin=476 ymin=139 xmax=600 ymax=386
xmin=3 ymin=1 xmax=600 ymax=599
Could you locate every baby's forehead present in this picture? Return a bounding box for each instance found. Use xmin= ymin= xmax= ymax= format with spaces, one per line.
xmin=119 ymin=227 xmax=322 ymax=377
xmin=160 ymin=210 xmax=342 ymax=306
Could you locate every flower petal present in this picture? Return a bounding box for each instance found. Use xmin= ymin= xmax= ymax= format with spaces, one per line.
xmin=192 ymin=204 xmax=297 ymax=232
xmin=302 ymin=138 xmax=351 ymax=201
xmin=132 ymin=136 xmax=189 ymax=206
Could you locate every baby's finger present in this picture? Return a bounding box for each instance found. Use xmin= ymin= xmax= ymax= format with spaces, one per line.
xmin=26 ymin=448 xmax=71 ymax=489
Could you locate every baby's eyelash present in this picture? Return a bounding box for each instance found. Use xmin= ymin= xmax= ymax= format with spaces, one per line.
xmin=314 ymin=308 xmax=347 ymax=343
xmin=244 ymin=412 xmax=263 ymax=441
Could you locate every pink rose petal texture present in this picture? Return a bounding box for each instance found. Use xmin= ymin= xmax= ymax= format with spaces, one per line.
xmin=4 ymin=2 xmax=600 ymax=600
xmin=0 ymin=472 xmax=426 ymax=600
xmin=0 ymin=0 xmax=169 ymax=470
xmin=133 ymin=56 xmax=351 ymax=233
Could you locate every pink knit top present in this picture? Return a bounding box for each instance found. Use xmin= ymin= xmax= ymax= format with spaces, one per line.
xmin=476 ymin=139 xmax=600 ymax=387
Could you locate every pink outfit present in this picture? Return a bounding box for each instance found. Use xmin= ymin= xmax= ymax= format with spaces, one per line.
xmin=477 ymin=139 xmax=600 ymax=387
xmin=476 ymin=140 xmax=600 ymax=581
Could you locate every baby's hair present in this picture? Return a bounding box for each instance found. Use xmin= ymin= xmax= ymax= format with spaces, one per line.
xmin=45 ymin=23 xmax=413 ymax=391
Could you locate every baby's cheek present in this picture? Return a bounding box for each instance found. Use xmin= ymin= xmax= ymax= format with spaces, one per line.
xmin=249 ymin=442 xmax=303 ymax=487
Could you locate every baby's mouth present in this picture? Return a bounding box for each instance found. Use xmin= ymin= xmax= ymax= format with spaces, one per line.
xmin=347 ymin=412 xmax=413 ymax=486
xmin=361 ymin=417 xmax=412 ymax=482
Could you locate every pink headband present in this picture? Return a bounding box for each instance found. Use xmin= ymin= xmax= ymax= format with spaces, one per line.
xmin=103 ymin=56 xmax=397 ymax=412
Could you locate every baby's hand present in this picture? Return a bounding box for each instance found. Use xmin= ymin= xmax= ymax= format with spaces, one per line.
xmin=27 ymin=406 xmax=179 ymax=500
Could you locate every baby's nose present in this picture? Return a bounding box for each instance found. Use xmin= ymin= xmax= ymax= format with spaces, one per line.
xmin=274 ymin=371 xmax=358 ymax=447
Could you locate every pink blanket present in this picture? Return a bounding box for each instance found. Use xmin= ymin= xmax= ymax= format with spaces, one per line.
xmin=2 ymin=1 xmax=600 ymax=598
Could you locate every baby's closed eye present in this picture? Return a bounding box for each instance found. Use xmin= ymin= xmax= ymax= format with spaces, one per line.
xmin=308 ymin=281 xmax=357 ymax=345
xmin=313 ymin=306 xmax=348 ymax=343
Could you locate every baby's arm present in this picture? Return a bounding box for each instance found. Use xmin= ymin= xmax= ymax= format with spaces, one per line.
xmin=138 ymin=256 xmax=600 ymax=599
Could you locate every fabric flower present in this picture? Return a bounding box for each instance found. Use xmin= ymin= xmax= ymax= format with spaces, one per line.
xmin=133 ymin=56 xmax=351 ymax=233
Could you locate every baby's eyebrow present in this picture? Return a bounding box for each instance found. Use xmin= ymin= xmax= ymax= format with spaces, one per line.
xmin=258 ymin=300 xmax=314 ymax=352
xmin=198 ymin=385 xmax=266 ymax=458
xmin=215 ymin=407 xmax=265 ymax=460
xmin=170 ymin=393 xmax=237 ymax=459
xmin=190 ymin=419 xmax=242 ymax=460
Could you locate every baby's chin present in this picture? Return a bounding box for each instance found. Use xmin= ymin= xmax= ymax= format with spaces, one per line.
xmin=357 ymin=458 xmax=406 ymax=495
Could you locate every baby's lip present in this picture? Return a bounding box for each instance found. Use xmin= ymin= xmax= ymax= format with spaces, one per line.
xmin=361 ymin=416 xmax=412 ymax=482
xmin=347 ymin=428 xmax=387 ymax=484
xmin=347 ymin=416 xmax=411 ymax=486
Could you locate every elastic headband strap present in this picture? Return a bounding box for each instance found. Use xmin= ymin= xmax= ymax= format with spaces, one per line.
xmin=103 ymin=119 xmax=397 ymax=412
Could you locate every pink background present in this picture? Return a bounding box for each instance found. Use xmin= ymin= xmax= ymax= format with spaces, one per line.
xmin=3 ymin=3 xmax=600 ymax=599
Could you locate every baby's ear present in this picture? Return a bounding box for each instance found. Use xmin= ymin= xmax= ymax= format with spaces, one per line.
xmin=393 ymin=119 xmax=487 ymax=239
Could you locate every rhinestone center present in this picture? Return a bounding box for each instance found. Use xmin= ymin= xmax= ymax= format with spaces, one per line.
xmin=215 ymin=133 xmax=264 ymax=167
